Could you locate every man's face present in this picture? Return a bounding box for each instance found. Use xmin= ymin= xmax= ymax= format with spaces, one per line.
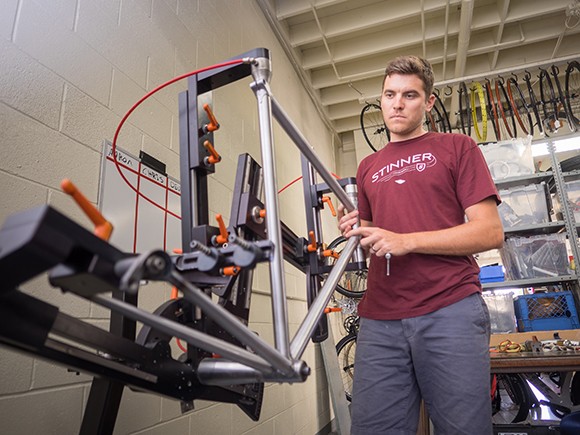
xmin=380 ymin=73 xmax=435 ymax=141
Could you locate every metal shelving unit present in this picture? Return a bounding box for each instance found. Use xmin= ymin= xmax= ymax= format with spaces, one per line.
xmin=483 ymin=134 xmax=580 ymax=307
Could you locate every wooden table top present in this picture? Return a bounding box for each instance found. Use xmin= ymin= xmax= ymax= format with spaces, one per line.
xmin=491 ymin=350 xmax=580 ymax=373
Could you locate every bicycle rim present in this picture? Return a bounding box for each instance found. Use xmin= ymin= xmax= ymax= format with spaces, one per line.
xmin=566 ymin=60 xmax=580 ymax=131
xmin=471 ymin=82 xmax=488 ymax=142
xmin=507 ymin=77 xmax=533 ymax=136
xmin=360 ymin=103 xmax=389 ymax=152
xmin=336 ymin=334 xmax=357 ymax=402
xmin=425 ymin=110 xmax=437 ymax=132
xmin=551 ymin=64 xmax=576 ymax=132
xmin=458 ymin=81 xmax=472 ymax=136
xmin=485 ymin=80 xmax=501 ymax=141
xmin=524 ymin=73 xmax=544 ymax=137
xmin=495 ymin=79 xmax=517 ymax=139
xmin=327 ymin=236 xmax=367 ymax=298
xmin=539 ymin=69 xmax=560 ymax=133
xmin=432 ymin=92 xmax=452 ymax=133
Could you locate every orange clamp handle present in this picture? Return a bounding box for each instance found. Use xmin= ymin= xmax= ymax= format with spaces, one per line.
xmin=324 ymin=307 xmax=342 ymax=314
xmin=222 ymin=266 xmax=241 ymax=276
xmin=307 ymin=231 xmax=317 ymax=253
xmin=203 ymin=140 xmax=221 ymax=165
xmin=259 ymin=209 xmax=266 ymax=218
xmin=322 ymin=249 xmax=340 ymax=259
xmin=61 ymin=179 xmax=113 ymax=241
xmin=215 ymin=214 xmax=229 ymax=245
xmin=322 ymin=196 xmax=336 ymax=217
xmin=203 ymin=103 xmax=220 ymax=132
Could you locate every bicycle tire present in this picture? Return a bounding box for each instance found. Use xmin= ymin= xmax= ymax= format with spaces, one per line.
xmin=539 ymin=68 xmax=561 ymax=134
xmin=360 ymin=103 xmax=389 ymax=152
xmin=327 ymin=236 xmax=368 ymax=298
xmin=458 ymin=81 xmax=472 ymax=137
xmin=565 ymin=60 xmax=580 ymax=131
xmin=523 ymin=71 xmax=544 ymax=137
xmin=470 ymin=82 xmax=488 ymax=142
xmin=551 ymin=64 xmax=576 ymax=133
xmin=432 ymin=91 xmax=452 ymax=133
xmin=484 ymin=79 xmax=501 ymax=141
xmin=336 ymin=333 xmax=357 ymax=402
xmin=495 ymin=78 xmax=518 ymax=139
xmin=507 ymin=76 xmax=533 ymax=136
xmin=493 ymin=373 xmax=534 ymax=424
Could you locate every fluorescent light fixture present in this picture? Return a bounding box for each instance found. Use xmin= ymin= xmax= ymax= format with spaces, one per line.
xmin=532 ymin=137 xmax=580 ymax=157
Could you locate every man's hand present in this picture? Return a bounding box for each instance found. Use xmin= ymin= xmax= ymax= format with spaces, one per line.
xmin=337 ymin=204 xmax=360 ymax=237
xmin=347 ymin=226 xmax=408 ymax=257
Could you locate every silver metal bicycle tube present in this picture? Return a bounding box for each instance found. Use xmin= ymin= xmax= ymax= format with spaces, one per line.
xmin=170 ymin=271 xmax=295 ymax=376
xmin=90 ymin=294 xmax=273 ymax=373
xmin=270 ymin=96 xmax=356 ymax=212
xmin=290 ymin=235 xmax=360 ymax=359
xmin=250 ymin=58 xmax=291 ymax=359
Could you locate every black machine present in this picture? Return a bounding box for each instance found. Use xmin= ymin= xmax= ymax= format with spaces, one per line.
xmin=0 ymin=48 xmax=366 ymax=434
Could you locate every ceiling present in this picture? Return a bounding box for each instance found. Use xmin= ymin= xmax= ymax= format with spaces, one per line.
xmin=256 ymin=0 xmax=580 ymax=145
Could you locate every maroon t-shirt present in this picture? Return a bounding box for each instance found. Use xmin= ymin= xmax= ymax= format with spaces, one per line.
xmin=356 ymin=132 xmax=500 ymax=320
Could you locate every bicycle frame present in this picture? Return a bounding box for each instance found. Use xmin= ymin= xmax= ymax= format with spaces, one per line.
xmin=0 ymin=47 xmax=364 ymax=415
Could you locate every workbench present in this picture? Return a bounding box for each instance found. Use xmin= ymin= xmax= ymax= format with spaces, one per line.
xmin=490 ymin=330 xmax=580 ymax=373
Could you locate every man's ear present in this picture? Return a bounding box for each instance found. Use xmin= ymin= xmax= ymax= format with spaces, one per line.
xmin=425 ymin=93 xmax=436 ymax=111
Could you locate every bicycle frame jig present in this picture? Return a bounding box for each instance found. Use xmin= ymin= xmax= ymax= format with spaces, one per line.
xmin=0 ymin=48 xmax=365 ymax=431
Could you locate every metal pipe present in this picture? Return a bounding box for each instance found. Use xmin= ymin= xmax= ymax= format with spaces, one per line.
xmin=197 ymin=359 xmax=310 ymax=386
xmin=169 ymin=271 xmax=295 ymax=376
xmin=250 ymin=62 xmax=292 ymax=359
xmin=290 ymin=236 xmax=360 ymax=359
xmin=270 ymin=96 xmax=357 ymax=212
xmin=90 ymin=294 xmax=274 ymax=373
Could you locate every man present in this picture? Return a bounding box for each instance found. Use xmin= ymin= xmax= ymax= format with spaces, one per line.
xmin=338 ymin=56 xmax=504 ymax=434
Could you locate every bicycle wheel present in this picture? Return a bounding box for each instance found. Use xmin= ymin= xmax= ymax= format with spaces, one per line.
xmin=551 ymin=64 xmax=576 ymax=133
xmin=432 ymin=91 xmax=452 ymax=133
xmin=523 ymin=71 xmax=544 ymax=137
xmin=539 ymin=68 xmax=561 ymax=134
xmin=484 ymin=79 xmax=501 ymax=141
xmin=493 ymin=373 xmax=534 ymax=424
xmin=327 ymin=236 xmax=368 ymax=298
xmin=507 ymin=76 xmax=533 ymax=136
xmin=360 ymin=103 xmax=389 ymax=152
xmin=565 ymin=60 xmax=580 ymax=131
xmin=458 ymin=81 xmax=472 ymax=137
xmin=495 ymin=78 xmax=518 ymax=138
xmin=470 ymin=82 xmax=488 ymax=142
xmin=336 ymin=333 xmax=357 ymax=402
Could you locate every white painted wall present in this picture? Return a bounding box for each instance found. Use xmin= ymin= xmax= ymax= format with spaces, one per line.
xmin=0 ymin=0 xmax=341 ymax=434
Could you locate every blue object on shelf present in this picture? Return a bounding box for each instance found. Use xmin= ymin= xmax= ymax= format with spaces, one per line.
xmin=514 ymin=291 xmax=580 ymax=332
xmin=479 ymin=265 xmax=504 ymax=283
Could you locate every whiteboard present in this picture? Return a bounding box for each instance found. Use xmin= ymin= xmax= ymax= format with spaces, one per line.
xmin=99 ymin=142 xmax=181 ymax=254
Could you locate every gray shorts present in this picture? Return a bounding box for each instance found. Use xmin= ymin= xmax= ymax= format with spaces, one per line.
xmin=351 ymin=292 xmax=492 ymax=435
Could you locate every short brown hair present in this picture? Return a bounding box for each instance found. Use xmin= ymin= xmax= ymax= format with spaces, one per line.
xmin=383 ymin=56 xmax=434 ymax=99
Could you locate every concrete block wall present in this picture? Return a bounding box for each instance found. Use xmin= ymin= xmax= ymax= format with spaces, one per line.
xmin=0 ymin=0 xmax=340 ymax=434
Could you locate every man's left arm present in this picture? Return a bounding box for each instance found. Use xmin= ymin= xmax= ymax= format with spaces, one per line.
xmin=348 ymin=197 xmax=503 ymax=257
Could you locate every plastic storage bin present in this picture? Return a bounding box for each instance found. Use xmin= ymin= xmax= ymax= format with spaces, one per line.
xmin=479 ymin=265 xmax=504 ymax=283
xmin=483 ymin=292 xmax=517 ymax=333
xmin=514 ymin=291 xmax=580 ymax=332
xmin=499 ymin=233 xmax=569 ymax=280
xmin=565 ymin=179 xmax=580 ymax=221
xmin=498 ymin=183 xmax=550 ymax=228
xmin=479 ymin=136 xmax=534 ymax=181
